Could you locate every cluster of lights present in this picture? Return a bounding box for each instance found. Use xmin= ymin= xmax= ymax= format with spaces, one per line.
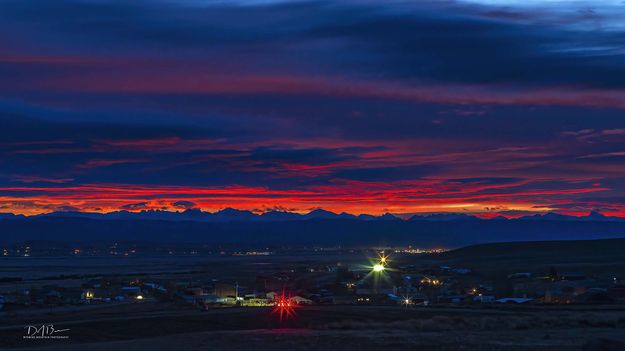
xmin=421 ymin=277 xmax=442 ymax=286
xmin=2 ymin=247 xmax=32 ymax=257
xmin=232 ymin=251 xmax=272 ymax=256
xmin=394 ymin=248 xmax=448 ymax=254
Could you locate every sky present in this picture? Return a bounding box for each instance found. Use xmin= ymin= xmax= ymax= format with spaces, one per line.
xmin=2 ymin=0 xmax=625 ymax=217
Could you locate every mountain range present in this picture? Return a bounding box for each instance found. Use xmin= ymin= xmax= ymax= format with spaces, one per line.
xmin=2 ymin=208 xmax=625 ymax=246
xmin=1 ymin=209 xmax=623 ymax=223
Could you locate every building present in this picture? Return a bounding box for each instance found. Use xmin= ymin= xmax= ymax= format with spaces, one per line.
xmin=214 ymin=283 xmax=238 ymax=298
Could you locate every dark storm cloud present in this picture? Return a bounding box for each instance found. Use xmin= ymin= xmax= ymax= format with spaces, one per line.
xmin=25 ymin=92 xmax=620 ymax=144
xmin=450 ymin=177 xmax=525 ymax=185
xmin=1 ymin=0 xmax=625 ymax=88
xmin=0 ymin=104 xmax=232 ymax=143
xmin=0 ymin=111 xmax=393 ymax=187
xmin=0 ymin=0 xmax=625 ymax=87
xmin=55 ymin=205 xmax=80 ymax=212
xmin=0 ymin=0 xmax=315 ymax=48
xmin=172 ymin=200 xmax=197 ymax=209
xmin=249 ymin=146 xmax=379 ymax=165
xmin=120 ymin=202 xmax=148 ymax=210
xmin=305 ymin=9 xmax=625 ymax=88
xmin=332 ymin=165 xmax=443 ymax=183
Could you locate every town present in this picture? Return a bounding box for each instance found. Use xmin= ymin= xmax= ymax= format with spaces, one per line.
xmin=2 ymin=244 xmax=624 ymax=315
xmin=2 ymin=239 xmax=625 ymax=350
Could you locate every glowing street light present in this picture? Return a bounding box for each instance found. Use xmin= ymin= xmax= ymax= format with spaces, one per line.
xmin=377 ymin=252 xmax=389 ymax=264
xmin=373 ymin=263 xmax=385 ymax=272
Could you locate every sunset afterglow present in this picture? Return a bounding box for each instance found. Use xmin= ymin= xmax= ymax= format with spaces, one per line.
xmin=2 ymin=0 xmax=625 ymax=218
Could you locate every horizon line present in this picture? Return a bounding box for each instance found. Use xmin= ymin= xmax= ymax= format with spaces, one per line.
xmin=1 ymin=207 xmax=620 ymax=219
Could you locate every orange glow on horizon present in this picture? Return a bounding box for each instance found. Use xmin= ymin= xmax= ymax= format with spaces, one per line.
xmin=0 ymin=179 xmax=619 ymax=217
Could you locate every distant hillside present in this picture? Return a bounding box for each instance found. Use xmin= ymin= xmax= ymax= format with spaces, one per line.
xmin=2 ymin=217 xmax=625 ymax=246
xmin=433 ymin=238 xmax=625 ymax=274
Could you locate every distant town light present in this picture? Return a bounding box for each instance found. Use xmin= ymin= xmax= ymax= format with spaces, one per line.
xmin=373 ymin=264 xmax=385 ymax=272
xmin=136 ymin=295 xmax=144 ymax=300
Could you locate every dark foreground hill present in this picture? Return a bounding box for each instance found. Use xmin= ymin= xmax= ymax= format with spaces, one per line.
xmin=430 ymin=238 xmax=625 ymax=274
xmin=3 ymin=216 xmax=625 ymax=247
xmin=441 ymin=238 xmax=625 ymax=260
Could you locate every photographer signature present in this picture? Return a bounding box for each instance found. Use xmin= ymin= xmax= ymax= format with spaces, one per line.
xmin=23 ymin=324 xmax=70 ymax=339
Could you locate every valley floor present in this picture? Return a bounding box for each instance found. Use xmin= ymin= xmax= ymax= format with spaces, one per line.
xmin=2 ymin=304 xmax=624 ymax=351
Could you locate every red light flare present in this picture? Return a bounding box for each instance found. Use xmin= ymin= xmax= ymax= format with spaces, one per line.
xmin=272 ymin=291 xmax=296 ymax=322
